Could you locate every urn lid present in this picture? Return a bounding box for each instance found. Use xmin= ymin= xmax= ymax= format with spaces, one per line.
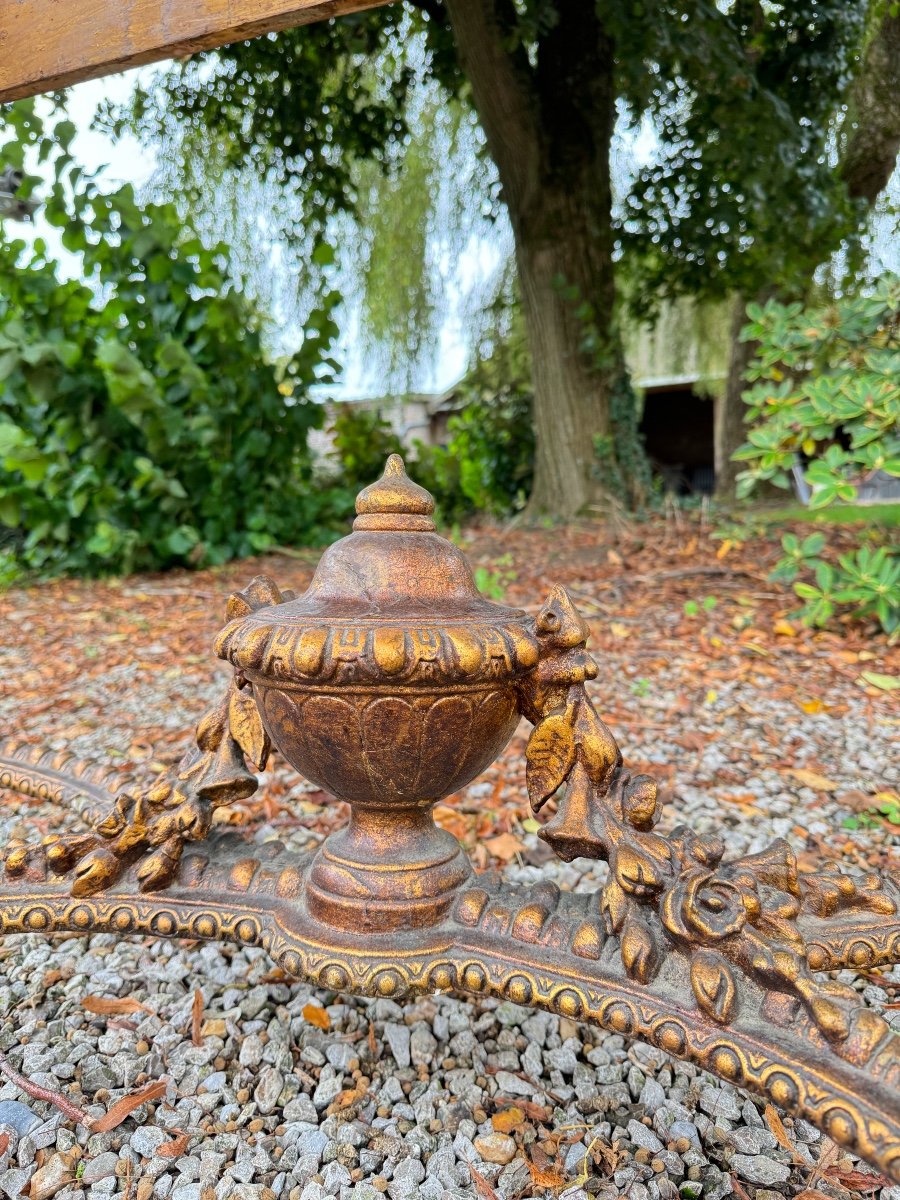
xmin=215 ymin=456 xmax=538 ymax=685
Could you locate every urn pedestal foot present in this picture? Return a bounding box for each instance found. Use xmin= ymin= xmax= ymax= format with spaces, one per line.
xmin=306 ymin=805 xmax=472 ymax=932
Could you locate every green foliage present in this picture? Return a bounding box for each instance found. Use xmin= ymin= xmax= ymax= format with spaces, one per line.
xmin=843 ymin=795 xmax=900 ymax=831
xmin=408 ymin=331 xmax=534 ymax=523
xmin=473 ymin=555 xmax=516 ymax=600
xmin=619 ymin=0 xmax=867 ymax=309
xmin=0 ymin=102 xmax=342 ymax=581
xmin=734 ymin=279 xmax=900 ymax=499
xmin=734 ymin=279 xmax=900 ymax=633
xmin=328 ymin=406 xmax=403 ymax=492
xmin=683 ymin=596 xmax=718 ymax=618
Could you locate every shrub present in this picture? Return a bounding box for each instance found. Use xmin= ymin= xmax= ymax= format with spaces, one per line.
xmin=328 ymin=405 xmax=403 ymax=492
xmin=734 ymin=279 xmax=900 ymax=632
xmin=0 ymin=102 xmax=342 ymax=580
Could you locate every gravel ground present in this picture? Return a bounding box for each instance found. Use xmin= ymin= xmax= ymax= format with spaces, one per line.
xmin=1 ymin=528 xmax=898 ymax=1200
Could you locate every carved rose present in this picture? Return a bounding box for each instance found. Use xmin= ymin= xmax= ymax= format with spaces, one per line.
xmin=662 ymin=867 xmax=747 ymax=943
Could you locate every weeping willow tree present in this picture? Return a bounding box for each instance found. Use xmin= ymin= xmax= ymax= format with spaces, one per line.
xmin=107 ymin=26 xmax=514 ymax=395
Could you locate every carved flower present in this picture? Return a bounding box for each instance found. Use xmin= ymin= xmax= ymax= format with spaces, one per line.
xmin=661 ymin=867 xmax=747 ymax=943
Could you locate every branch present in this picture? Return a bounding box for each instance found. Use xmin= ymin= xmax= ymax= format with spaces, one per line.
xmin=441 ymin=0 xmax=541 ymax=215
xmin=839 ymin=10 xmax=900 ymax=205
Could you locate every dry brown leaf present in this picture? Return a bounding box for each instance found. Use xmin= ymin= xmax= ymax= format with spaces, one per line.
xmin=82 ymin=995 xmax=152 ymax=1016
xmin=763 ymin=1105 xmax=800 ymax=1159
xmin=785 ymin=768 xmax=840 ymax=792
xmin=0 ymin=1132 xmax=9 ymax=1157
xmin=302 ymin=1003 xmax=330 ymax=1030
xmin=491 ymin=1107 xmax=525 ymax=1134
xmin=469 ymin=1164 xmax=500 ymax=1200
xmin=824 ymin=1167 xmax=889 ymax=1193
xmin=794 ymin=1191 xmax=833 ymax=1200
xmin=495 ymin=1097 xmax=552 ymax=1124
xmin=92 ymin=1079 xmax=168 ymax=1133
xmin=157 ymin=1131 xmax=191 ymax=1158
xmin=191 ymin=989 xmax=203 ymax=1047
xmin=368 ymin=1022 xmax=377 ymax=1057
xmin=483 ymin=832 xmax=525 ymax=862
xmin=524 ymin=1145 xmax=565 ymax=1189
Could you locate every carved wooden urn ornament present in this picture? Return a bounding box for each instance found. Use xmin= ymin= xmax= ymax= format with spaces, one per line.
xmin=1 ymin=457 xmax=899 ymax=1182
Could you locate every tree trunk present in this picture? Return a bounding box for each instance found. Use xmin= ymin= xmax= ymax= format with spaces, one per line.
xmin=513 ymin=184 xmax=622 ymax=516
xmin=839 ymin=11 xmax=900 ymax=205
xmin=715 ymin=296 xmax=755 ymax=500
xmin=443 ymin=0 xmax=640 ymax=517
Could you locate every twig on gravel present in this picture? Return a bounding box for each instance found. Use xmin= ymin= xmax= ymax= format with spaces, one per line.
xmin=0 ymin=1047 xmax=92 ymax=1126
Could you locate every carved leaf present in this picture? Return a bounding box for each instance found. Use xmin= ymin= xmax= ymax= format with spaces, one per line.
xmin=690 ymin=950 xmax=738 ymax=1024
xmin=614 ymin=843 xmax=665 ymax=897
xmin=600 ymin=879 xmax=629 ymax=935
xmin=526 ymin=714 xmax=575 ymax=809
xmin=620 ymin=916 xmax=658 ymax=984
xmin=71 ymin=848 xmax=121 ymax=897
xmin=228 ymin=685 xmax=271 ymax=771
xmin=136 ymin=838 xmax=183 ymax=893
xmin=575 ymin=702 xmax=620 ymax=789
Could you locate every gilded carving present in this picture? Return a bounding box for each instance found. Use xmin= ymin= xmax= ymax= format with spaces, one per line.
xmin=520 ymin=585 xmax=898 ymax=1048
xmin=0 ymin=456 xmax=898 ymax=1184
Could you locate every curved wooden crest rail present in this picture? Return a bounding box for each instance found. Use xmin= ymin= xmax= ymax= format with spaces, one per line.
xmin=1 ymin=457 xmax=898 ymax=1182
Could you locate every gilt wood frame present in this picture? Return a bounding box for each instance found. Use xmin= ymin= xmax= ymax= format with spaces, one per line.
xmin=1 ymin=457 xmax=899 ymax=1185
xmin=0 ymin=0 xmax=391 ymax=103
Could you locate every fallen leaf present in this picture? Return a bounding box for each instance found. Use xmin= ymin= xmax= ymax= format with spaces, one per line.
xmin=609 ymin=622 xmax=631 ymax=638
xmin=606 ymin=549 xmax=623 ymax=566
xmin=469 ymin=1164 xmax=500 ymax=1200
xmin=492 ymin=1107 xmax=525 ymax=1134
xmin=0 ymin=1132 xmax=8 ymax=1157
xmin=785 ymin=768 xmax=839 ymax=792
xmin=191 ymin=989 xmax=203 ymax=1047
xmin=856 ymin=671 xmax=900 ymax=691
xmin=521 ymin=817 xmax=541 ymax=834
xmin=495 ymin=1097 xmax=552 ymax=1123
xmin=764 ymin=1104 xmax=798 ymax=1157
xmin=302 ymin=1003 xmax=330 ymax=1030
xmin=798 ymin=698 xmax=829 ymax=714
xmin=524 ymin=1145 xmax=565 ymax=1189
xmin=483 ymin=832 xmax=525 ymax=862
xmin=92 ymin=1079 xmax=168 ymax=1133
xmin=82 ymin=996 xmax=153 ymax=1016
xmin=824 ymin=1167 xmax=890 ymax=1193
xmin=773 ymin=619 xmax=796 ymax=637
xmin=157 ymin=1131 xmax=191 ymax=1158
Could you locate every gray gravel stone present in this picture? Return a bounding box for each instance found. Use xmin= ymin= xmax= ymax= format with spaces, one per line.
xmin=131 ymin=1127 xmax=169 ymax=1158
xmin=387 ymin=1157 xmax=426 ymax=1200
xmin=731 ymin=1154 xmax=791 ymax=1185
xmin=81 ymin=1152 xmax=119 ymax=1184
xmin=384 ymin=1023 xmax=411 ymax=1069
xmin=0 ymin=1101 xmax=40 ymax=1136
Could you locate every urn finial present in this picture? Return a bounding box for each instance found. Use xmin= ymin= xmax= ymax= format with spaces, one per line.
xmin=353 ymin=453 xmax=436 ymax=532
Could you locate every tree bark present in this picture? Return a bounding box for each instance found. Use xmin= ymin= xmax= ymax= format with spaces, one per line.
xmin=715 ymin=296 xmax=755 ymax=500
xmin=442 ymin=0 xmax=635 ymax=517
xmin=839 ymin=10 xmax=900 ymax=205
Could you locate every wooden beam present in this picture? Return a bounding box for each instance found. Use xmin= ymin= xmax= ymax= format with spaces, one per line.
xmin=0 ymin=0 xmax=391 ymax=103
